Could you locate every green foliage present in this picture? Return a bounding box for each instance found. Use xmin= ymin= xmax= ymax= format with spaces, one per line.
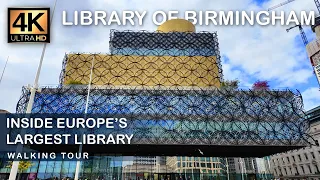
xmin=65 ymin=80 xmax=83 ymax=85
xmin=221 ymin=79 xmax=239 ymax=89
xmin=7 ymin=161 xmax=33 ymax=173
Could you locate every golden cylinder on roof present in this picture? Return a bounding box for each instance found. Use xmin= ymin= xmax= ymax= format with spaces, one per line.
xmin=157 ymin=19 xmax=196 ymax=32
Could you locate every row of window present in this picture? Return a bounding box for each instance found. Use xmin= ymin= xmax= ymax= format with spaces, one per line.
xmin=176 ymin=162 xmax=221 ymax=169
xmin=273 ymin=151 xmax=319 ymax=165
xmin=174 ymin=168 xmax=221 ymax=174
xmin=176 ymin=157 xmax=220 ymax=162
xmin=274 ymin=163 xmax=320 ymax=176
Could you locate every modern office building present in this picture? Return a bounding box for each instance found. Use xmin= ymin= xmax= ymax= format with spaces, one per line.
xmin=270 ymin=105 xmax=320 ymax=179
xmin=230 ymin=158 xmax=256 ymax=178
xmin=166 ymin=157 xmax=225 ymax=175
xmin=255 ymin=157 xmax=272 ymax=178
xmin=2 ymin=19 xmax=314 ymax=180
xmin=225 ymin=157 xmax=273 ymax=180
xmin=306 ymin=36 xmax=320 ymax=86
xmin=134 ymin=157 xmax=162 ymax=165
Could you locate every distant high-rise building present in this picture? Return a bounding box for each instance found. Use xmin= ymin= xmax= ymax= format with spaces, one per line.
xmin=166 ymin=157 xmax=225 ymax=175
xmin=134 ymin=156 xmax=157 ymax=165
xmin=226 ymin=157 xmax=273 ymax=179
xmin=307 ymin=16 xmax=320 ymax=86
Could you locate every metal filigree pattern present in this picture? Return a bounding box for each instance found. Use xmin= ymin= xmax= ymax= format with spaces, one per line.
xmin=13 ymin=29 xmax=316 ymax=156
xmin=15 ymin=86 xmax=311 ymax=146
xmin=109 ymin=30 xmax=220 ymax=56
xmin=61 ymin=53 xmax=222 ymax=87
xmin=59 ymin=31 xmax=223 ymax=86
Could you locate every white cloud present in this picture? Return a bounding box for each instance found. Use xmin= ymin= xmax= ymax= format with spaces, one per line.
xmin=302 ymin=87 xmax=320 ymax=110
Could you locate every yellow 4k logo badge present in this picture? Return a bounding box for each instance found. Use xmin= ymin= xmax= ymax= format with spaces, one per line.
xmin=8 ymin=8 xmax=50 ymax=43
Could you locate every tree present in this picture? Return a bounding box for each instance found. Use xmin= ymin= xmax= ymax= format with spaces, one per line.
xmin=252 ymin=80 xmax=270 ymax=90
xmin=7 ymin=161 xmax=33 ymax=180
xmin=221 ymin=80 xmax=239 ymax=89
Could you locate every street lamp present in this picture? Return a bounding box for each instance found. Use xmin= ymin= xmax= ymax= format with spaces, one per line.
xmin=0 ymin=56 xmax=9 ymax=85
xmin=225 ymin=158 xmax=230 ymax=180
xmin=8 ymin=1 xmax=58 ymax=179
xmin=239 ymin=158 xmax=244 ymax=180
xmin=74 ymin=54 xmax=96 ymax=180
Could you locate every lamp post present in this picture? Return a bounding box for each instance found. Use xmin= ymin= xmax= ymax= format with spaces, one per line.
xmin=123 ymin=166 xmax=127 ymax=180
xmin=0 ymin=56 xmax=9 ymax=85
xmin=8 ymin=1 xmax=58 ymax=179
xmin=266 ymin=157 xmax=271 ymax=180
xmin=239 ymin=158 xmax=244 ymax=180
xmin=191 ymin=157 xmax=194 ymax=180
xmin=74 ymin=55 xmax=95 ymax=180
xmin=225 ymin=158 xmax=230 ymax=180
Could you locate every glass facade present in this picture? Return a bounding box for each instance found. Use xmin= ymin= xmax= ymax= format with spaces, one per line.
xmin=0 ymin=154 xmax=273 ymax=180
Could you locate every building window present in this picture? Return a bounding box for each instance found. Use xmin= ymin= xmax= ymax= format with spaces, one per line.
xmin=301 ymin=166 xmax=305 ymax=174
xmin=287 ymin=157 xmax=290 ymax=163
xmin=207 ymin=163 xmax=211 ymax=168
xmin=282 ymin=158 xmax=285 ymax=164
xmin=295 ymin=167 xmax=299 ymax=175
xmin=298 ymin=155 xmax=302 ymax=161
xmin=311 ymin=152 xmax=315 ymax=159
xmin=292 ymin=156 xmax=296 ymax=162
xmin=305 ymin=153 xmax=308 ymax=160
xmin=284 ymin=168 xmax=287 ymax=175
xmin=308 ymin=165 xmax=312 ymax=174
xmin=315 ymin=164 xmax=320 ymax=173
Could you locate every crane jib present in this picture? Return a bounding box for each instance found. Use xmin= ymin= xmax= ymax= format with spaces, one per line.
xmin=268 ymin=0 xmax=320 ymax=14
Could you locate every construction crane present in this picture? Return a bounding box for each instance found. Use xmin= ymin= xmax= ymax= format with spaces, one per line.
xmin=286 ymin=25 xmax=309 ymax=46
xmin=286 ymin=25 xmax=315 ymax=67
xmin=315 ymin=0 xmax=320 ymax=13
xmin=268 ymin=0 xmax=296 ymax=11
xmin=268 ymin=0 xmax=320 ymax=13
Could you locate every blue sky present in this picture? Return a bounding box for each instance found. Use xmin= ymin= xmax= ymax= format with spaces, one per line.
xmin=0 ymin=0 xmax=319 ymax=112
